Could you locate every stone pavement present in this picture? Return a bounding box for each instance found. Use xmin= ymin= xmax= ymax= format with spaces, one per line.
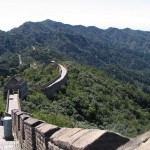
xmin=8 ymin=94 xmax=20 ymax=115
xmin=47 ymin=64 xmax=67 ymax=88
xmin=0 ymin=126 xmax=21 ymax=150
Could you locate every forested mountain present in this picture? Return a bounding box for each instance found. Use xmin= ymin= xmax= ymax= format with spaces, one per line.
xmin=0 ymin=19 xmax=149 ymax=71
xmin=0 ymin=19 xmax=150 ymax=70
xmin=0 ymin=20 xmax=150 ymax=137
xmin=36 ymin=20 xmax=150 ymax=53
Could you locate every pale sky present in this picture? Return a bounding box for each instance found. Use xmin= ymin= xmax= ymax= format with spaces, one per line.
xmin=0 ymin=0 xmax=150 ymax=31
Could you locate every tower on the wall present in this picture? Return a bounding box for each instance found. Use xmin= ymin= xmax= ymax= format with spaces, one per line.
xmin=4 ymin=74 xmax=28 ymax=100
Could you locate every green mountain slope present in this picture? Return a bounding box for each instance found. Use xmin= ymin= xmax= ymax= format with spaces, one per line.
xmin=21 ymin=60 xmax=150 ymax=137
xmin=41 ymin=20 xmax=150 ymax=53
xmin=3 ymin=20 xmax=150 ymax=70
xmin=0 ymin=19 xmax=150 ymax=71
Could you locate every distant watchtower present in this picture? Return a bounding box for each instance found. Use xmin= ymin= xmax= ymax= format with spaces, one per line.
xmin=4 ymin=74 xmax=27 ymax=100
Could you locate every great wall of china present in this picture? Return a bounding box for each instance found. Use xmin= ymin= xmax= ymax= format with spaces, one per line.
xmin=1 ymin=59 xmax=150 ymax=150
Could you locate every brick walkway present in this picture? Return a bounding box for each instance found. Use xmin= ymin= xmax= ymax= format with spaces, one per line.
xmin=8 ymin=94 xmax=20 ymax=115
xmin=0 ymin=126 xmax=21 ymax=150
xmin=47 ymin=64 xmax=67 ymax=88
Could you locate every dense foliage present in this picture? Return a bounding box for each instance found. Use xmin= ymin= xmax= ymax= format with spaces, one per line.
xmin=0 ymin=52 xmax=19 ymax=69
xmin=22 ymin=63 xmax=59 ymax=91
xmin=1 ymin=20 xmax=150 ymax=70
xmin=21 ymin=61 xmax=150 ymax=137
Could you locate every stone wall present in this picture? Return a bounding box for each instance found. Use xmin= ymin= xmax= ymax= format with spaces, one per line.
xmin=12 ymin=110 xmax=130 ymax=150
xmin=4 ymin=80 xmax=28 ymax=100
xmin=5 ymin=90 xmax=10 ymax=115
xmin=42 ymin=64 xmax=67 ymax=98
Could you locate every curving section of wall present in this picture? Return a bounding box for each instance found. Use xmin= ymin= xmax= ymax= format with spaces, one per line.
xmin=12 ymin=109 xmax=130 ymax=150
xmin=42 ymin=63 xmax=67 ymax=98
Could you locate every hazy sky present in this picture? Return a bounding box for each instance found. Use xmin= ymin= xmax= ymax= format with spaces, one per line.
xmin=0 ymin=0 xmax=150 ymax=31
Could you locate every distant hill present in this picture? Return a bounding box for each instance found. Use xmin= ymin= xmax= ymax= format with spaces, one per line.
xmin=0 ymin=19 xmax=149 ymax=70
xmin=38 ymin=20 xmax=150 ymax=53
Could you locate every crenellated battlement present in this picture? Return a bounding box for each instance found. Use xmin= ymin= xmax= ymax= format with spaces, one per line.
xmin=12 ymin=109 xmax=130 ymax=150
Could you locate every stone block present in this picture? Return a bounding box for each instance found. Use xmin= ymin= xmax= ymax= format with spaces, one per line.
xmin=48 ymin=142 xmax=62 ymax=150
xmin=35 ymin=123 xmax=60 ymax=150
xmin=24 ymin=118 xmax=44 ymax=150
xmin=36 ymin=123 xmax=60 ymax=137
xmin=24 ymin=117 xmax=44 ymax=127
xmin=15 ymin=111 xmax=26 ymax=138
xmin=50 ymin=129 xmax=129 ymax=150
xmin=12 ymin=109 xmax=19 ymax=132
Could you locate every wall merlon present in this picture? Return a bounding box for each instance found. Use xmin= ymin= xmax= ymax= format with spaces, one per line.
xmin=12 ymin=109 xmax=19 ymax=132
xmin=35 ymin=123 xmax=60 ymax=150
xmin=16 ymin=111 xmax=25 ymax=116
xmin=20 ymin=113 xmax=30 ymax=148
xmin=12 ymin=109 xmax=19 ymax=114
xmin=16 ymin=111 xmax=26 ymax=138
xmin=36 ymin=123 xmax=60 ymax=137
xmin=11 ymin=109 xmax=19 ymax=121
xmin=24 ymin=117 xmax=44 ymax=127
xmin=20 ymin=114 xmax=30 ymax=120
xmin=48 ymin=128 xmax=129 ymax=150
xmin=23 ymin=118 xmax=45 ymax=150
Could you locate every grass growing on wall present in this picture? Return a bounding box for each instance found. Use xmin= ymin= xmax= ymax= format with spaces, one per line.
xmin=0 ymin=91 xmax=5 ymax=112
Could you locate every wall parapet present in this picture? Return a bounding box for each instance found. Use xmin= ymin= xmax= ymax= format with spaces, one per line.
xmin=12 ymin=109 xmax=130 ymax=150
xmin=5 ymin=90 xmax=10 ymax=115
xmin=41 ymin=63 xmax=67 ymax=98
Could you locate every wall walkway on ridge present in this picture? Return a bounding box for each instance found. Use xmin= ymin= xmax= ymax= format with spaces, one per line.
xmin=42 ymin=63 xmax=67 ymax=98
xmin=47 ymin=64 xmax=67 ymax=88
xmin=6 ymin=92 xmax=21 ymax=116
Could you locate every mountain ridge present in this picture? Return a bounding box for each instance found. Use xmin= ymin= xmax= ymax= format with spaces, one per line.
xmin=8 ymin=19 xmax=150 ymax=52
xmin=0 ymin=19 xmax=149 ymax=71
